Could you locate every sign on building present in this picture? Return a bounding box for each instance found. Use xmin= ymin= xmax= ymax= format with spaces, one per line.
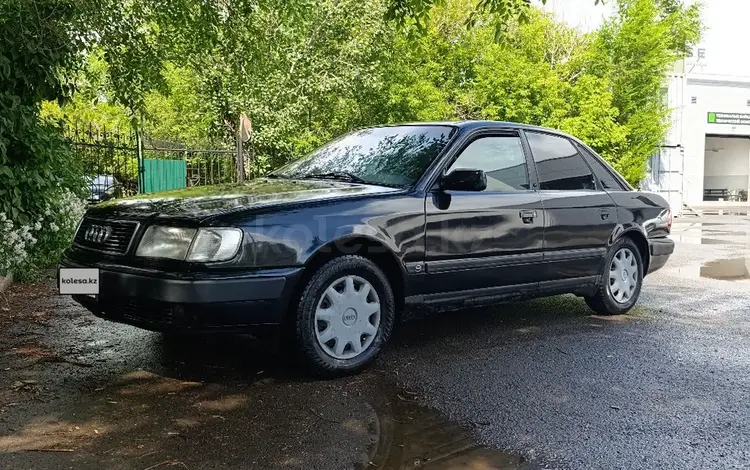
xmin=707 ymin=112 xmax=750 ymax=125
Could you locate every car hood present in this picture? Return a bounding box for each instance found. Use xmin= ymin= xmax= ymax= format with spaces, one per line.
xmin=86 ymin=178 xmax=399 ymax=220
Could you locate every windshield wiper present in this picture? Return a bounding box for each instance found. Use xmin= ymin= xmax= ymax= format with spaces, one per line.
xmin=301 ymin=171 xmax=368 ymax=184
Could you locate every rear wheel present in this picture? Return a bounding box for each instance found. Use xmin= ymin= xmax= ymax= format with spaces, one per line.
xmin=295 ymin=255 xmax=395 ymax=377
xmin=585 ymin=238 xmax=643 ymax=315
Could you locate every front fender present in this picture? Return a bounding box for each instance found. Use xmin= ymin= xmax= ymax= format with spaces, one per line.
xmin=237 ymin=194 xmax=426 ymax=270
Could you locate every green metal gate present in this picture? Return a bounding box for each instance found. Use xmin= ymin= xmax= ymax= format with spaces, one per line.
xmin=140 ymin=159 xmax=187 ymax=193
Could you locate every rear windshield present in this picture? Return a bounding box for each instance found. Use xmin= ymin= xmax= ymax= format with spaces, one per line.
xmin=273 ymin=125 xmax=456 ymax=188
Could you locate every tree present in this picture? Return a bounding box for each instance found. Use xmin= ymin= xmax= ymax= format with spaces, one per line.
xmin=0 ymin=0 xmax=88 ymax=222
xmin=588 ymin=0 xmax=702 ymax=182
xmin=34 ymin=0 xmax=702 ymax=189
xmin=386 ymin=0 xmax=606 ymax=33
xmin=0 ymin=0 xmax=93 ymax=278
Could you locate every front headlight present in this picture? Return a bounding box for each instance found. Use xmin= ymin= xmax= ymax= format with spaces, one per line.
xmin=136 ymin=226 xmax=197 ymax=260
xmin=135 ymin=226 xmax=242 ymax=262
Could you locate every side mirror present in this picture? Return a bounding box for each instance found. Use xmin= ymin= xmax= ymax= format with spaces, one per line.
xmin=440 ymin=169 xmax=487 ymax=192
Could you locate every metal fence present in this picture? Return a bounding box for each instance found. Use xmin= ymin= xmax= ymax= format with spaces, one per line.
xmin=66 ymin=125 xmax=237 ymax=200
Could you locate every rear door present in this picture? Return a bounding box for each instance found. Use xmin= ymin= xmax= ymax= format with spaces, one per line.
xmin=424 ymin=130 xmax=544 ymax=300
xmin=523 ymin=130 xmax=618 ymax=285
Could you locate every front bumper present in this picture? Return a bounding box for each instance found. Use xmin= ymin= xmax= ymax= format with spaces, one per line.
xmin=647 ymin=237 xmax=675 ymax=274
xmin=59 ymin=257 xmax=303 ymax=333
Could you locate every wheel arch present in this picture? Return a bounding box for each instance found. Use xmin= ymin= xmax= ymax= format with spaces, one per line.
xmin=615 ymin=228 xmax=650 ymax=275
xmin=285 ymin=235 xmax=407 ymax=326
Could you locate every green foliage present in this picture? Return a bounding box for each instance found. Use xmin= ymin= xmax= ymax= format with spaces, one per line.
xmin=0 ymin=0 xmax=702 ymax=280
xmin=47 ymin=0 xmax=700 ymax=189
xmin=375 ymin=4 xmax=630 ymax=175
xmin=386 ymin=0 xmax=606 ymax=37
xmin=0 ymin=0 xmax=88 ymax=278
xmin=377 ymin=0 xmax=701 ymax=185
xmin=588 ymin=0 xmax=703 ymax=183
xmin=0 ymin=0 xmax=87 ymax=219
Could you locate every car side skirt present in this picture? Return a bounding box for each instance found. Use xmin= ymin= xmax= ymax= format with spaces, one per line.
xmin=405 ymin=275 xmax=599 ymax=311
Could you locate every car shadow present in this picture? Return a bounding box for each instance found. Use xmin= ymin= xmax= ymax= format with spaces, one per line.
xmin=391 ymin=294 xmax=598 ymax=347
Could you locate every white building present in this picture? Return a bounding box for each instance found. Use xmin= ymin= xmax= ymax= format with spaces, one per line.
xmin=542 ymin=0 xmax=750 ymax=214
xmin=644 ymin=57 xmax=750 ymax=214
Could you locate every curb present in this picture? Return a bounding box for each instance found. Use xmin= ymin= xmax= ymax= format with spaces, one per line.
xmin=0 ymin=273 xmax=12 ymax=294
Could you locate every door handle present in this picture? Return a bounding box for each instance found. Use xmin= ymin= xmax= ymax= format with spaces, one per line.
xmin=599 ymin=209 xmax=610 ymax=220
xmin=519 ymin=210 xmax=537 ymax=224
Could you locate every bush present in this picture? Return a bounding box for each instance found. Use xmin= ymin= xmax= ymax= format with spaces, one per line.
xmin=0 ymin=117 xmax=87 ymax=280
xmin=0 ymin=189 xmax=86 ymax=280
xmin=1 ymin=0 xmax=90 ymax=281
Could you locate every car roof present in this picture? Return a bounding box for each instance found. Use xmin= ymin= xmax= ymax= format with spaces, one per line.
xmin=377 ymin=120 xmax=578 ymax=140
xmin=378 ymin=121 xmax=632 ymax=191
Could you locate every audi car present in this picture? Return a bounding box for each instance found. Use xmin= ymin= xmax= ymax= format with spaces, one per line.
xmin=60 ymin=121 xmax=675 ymax=376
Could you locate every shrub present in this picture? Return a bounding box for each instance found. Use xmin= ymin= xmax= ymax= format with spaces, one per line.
xmin=1 ymin=0 xmax=89 ymax=281
xmin=0 ymin=189 xmax=86 ymax=280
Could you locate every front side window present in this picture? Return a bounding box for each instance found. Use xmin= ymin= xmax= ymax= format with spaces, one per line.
xmin=272 ymin=125 xmax=456 ymax=188
xmin=526 ymin=132 xmax=596 ymax=191
xmin=447 ymin=136 xmax=529 ymax=191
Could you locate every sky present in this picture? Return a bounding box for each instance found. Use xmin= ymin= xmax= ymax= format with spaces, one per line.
xmin=536 ymin=0 xmax=750 ymax=77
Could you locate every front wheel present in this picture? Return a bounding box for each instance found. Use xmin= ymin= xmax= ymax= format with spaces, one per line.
xmin=295 ymin=255 xmax=396 ymax=377
xmin=585 ymin=238 xmax=644 ymax=315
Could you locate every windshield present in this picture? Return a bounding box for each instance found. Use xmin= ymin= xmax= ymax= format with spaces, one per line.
xmin=272 ymin=125 xmax=456 ymax=187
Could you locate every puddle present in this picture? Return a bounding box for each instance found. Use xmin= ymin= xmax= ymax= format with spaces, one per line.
xmin=700 ymin=258 xmax=750 ymax=282
xmin=368 ymin=389 xmax=525 ymax=469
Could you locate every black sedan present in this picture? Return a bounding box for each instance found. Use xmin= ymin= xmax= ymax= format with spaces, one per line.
xmin=60 ymin=121 xmax=675 ymax=376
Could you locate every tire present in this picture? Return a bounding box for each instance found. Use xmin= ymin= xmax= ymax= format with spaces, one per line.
xmin=295 ymin=255 xmax=396 ymax=378
xmin=585 ymin=238 xmax=644 ymax=315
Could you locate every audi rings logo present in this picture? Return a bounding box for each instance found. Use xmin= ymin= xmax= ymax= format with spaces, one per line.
xmin=84 ymin=224 xmax=112 ymax=244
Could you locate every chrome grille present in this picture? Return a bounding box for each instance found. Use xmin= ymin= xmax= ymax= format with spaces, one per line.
xmin=74 ymin=218 xmax=139 ymax=255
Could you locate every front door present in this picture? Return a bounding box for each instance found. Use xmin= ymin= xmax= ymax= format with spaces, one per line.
xmin=424 ymin=132 xmax=544 ymax=302
xmin=523 ymin=131 xmax=618 ymax=284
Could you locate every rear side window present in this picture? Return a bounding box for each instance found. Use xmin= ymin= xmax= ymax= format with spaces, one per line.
xmin=578 ymin=146 xmax=628 ymax=190
xmin=526 ymin=132 xmax=596 ymax=191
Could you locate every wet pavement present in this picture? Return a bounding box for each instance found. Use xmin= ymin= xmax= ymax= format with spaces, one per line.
xmin=0 ymin=282 xmax=525 ymax=470
xmin=1 ymin=213 xmax=749 ymax=469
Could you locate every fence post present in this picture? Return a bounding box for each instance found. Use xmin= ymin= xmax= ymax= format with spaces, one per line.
xmin=136 ymin=129 xmax=145 ymax=194
xmin=236 ymin=114 xmax=245 ymax=184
